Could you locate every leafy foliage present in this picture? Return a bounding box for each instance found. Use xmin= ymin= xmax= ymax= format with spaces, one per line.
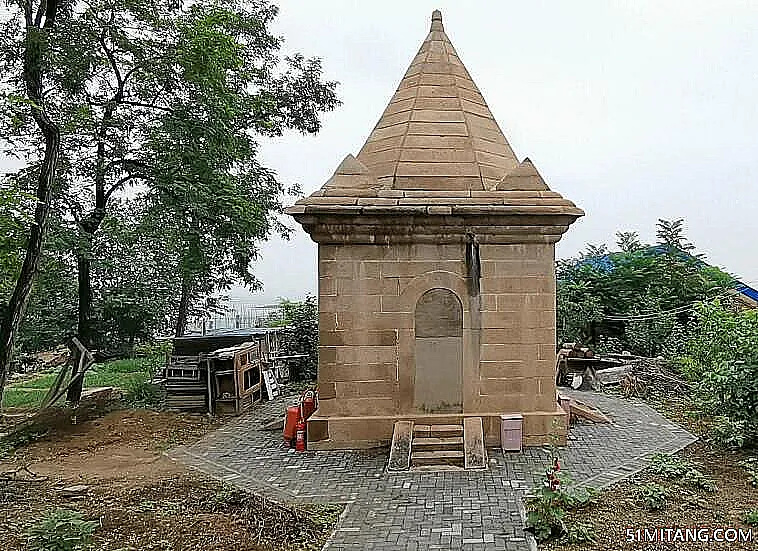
xmin=525 ymin=437 xmax=597 ymax=543
xmin=525 ymin=472 xmax=596 ymax=542
xmin=1 ymin=0 xmax=339 ymax=356
xmin=26 ymin=508 xmax=98 ymax=551
xmin=648 ymin=453 xmax=717 ymax=492
xmin=637 ymin=482 xmax=667 ymax=511
xmin=557 ymin=219 xmax=733 ymax=355
xmin=275 ymin=296 xmax=318 ymax=381
xmin=0 ymin=184 xmax=34 ymax=297
xmin=680 ymin=301 xmax=758 ymax=448
xmin=743 ymin=508 xmax=758 ymax=527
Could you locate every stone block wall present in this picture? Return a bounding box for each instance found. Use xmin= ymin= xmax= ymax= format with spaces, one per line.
xmin=313 ymin=240 xmax=563 ymax=446
xmin=476 ymin=243 xmax=558 ymax=414
xmin=317 ymin=242 xmax=468 ymax=418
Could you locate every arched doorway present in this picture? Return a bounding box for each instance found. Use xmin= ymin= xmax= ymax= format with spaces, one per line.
xmin=413 ymin=288 xmax=463 ymax=413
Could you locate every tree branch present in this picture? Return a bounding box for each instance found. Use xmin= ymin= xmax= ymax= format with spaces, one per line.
xmin=99 ymin=34 xmax=123 ymax=93
xmin=104 ymin=174 xmax=143 ymax=202
xmin=118 ymin=100 xmax=174 ymax=113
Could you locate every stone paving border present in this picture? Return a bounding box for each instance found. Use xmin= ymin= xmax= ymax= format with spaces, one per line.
xmin=168 ymin=390 xmax=697 ymax=550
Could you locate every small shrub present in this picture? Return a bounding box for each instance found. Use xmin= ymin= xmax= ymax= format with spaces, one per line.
xmin=686 ymin=468 xmax=717 ymax=492
xmin=27 ymin=508 xmax=98 ymax=551
xmin=648 ymin=453 xmax=716 ymax=492
xmin=638 ymin=483 xmax=667 ymax=511
xmin=525 ymin=455 xmax=596 ymax=542
xmin=134 ymin=340 xmax=172 ymax=359
xmin=743 ymin=508 xmax=758 ymax=527
xmin=709 ymin=416 xmax=749 ymax=449
xmin=562 ymin=520 xmax=596 ymax=543
xmin=274 ymin=296 xmax=318 ymax=382
xmin=123 ymin=378 xmax=164 ymax=408
xmin=649 ymin=453 xmax=691 ymax=477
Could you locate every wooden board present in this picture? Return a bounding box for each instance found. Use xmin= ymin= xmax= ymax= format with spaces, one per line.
xmin=263 ymin=370 xmax=280 ymax=399
xmin=570 ymin=400 xmax=611 ymax=423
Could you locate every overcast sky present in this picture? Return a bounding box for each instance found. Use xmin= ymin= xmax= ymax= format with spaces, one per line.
xmin=4 ymin=1 xmax=758 ymax=305
xmin=237 ymin=0 xmax=758 ymax=303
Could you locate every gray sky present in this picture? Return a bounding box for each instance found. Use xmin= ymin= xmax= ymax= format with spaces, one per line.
xmin=243 ymin=0 xmax=758 ymax=303
xmin=4 ymin=1 xmax=757 ymax=304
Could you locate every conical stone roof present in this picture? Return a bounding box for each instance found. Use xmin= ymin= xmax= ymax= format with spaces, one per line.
xmin=356 ymin=9 xmax=518 ymax=191
xmin=288 ymin=10 xmax=583 ymax=223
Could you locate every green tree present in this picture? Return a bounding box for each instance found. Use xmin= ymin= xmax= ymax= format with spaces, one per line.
xmin=2 ymin=0 xmax=339 ymax=375
xmin=682 ymin=300 xmax=758 ymax=447
xmin=0 ymin=0 xmax=64 ymax=396
xmin=274 ymin=296 xmax=318 ymax=381
xmin=556 ymin=219 xmax=733 ymax=355
xmin=142 ymin=3 xmax=339 ymax=335
xmin=656 ymin=218 xmax=695 ymax=252
xmin=615 ymin=231 xmax=643 ymax=253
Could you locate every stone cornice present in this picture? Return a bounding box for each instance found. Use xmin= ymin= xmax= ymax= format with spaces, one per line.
xmin=291 ymin=210 xmax=579 ymax=244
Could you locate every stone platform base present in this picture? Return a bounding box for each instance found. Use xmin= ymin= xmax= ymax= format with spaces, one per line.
xmin=307 ymin=405 xmax=567 ymax=450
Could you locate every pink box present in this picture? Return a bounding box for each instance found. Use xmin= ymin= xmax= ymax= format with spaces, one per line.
xmin=500 ymin=414 xmax=523 ymax=452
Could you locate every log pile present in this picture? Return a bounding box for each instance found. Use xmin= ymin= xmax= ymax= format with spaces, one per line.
xmin=556 ymin=342 xmax=626 ymax=390
xmin=558 ymin=342 xmax=595 ymax=359
xmin=556 ymin=342 xmax=691 ymax=397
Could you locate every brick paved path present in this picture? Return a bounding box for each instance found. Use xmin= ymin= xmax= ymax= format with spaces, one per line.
xmin=169 ymin=390 xmax=695 ymax=550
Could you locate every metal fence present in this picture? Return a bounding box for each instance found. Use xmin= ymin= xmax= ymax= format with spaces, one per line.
xmin=187 ymin=303 xmax=284 ymax=333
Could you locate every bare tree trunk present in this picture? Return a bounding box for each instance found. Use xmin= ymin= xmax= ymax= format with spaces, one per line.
xmin=67 ymin=252 xmax=93 ymax=402
xmin=174 ymin=277 xmax=192 ymax=337
xmin=0 ymin=1 xmax=61 ymax=400
xmin=76 ymin=253 xmax=93 ymax=348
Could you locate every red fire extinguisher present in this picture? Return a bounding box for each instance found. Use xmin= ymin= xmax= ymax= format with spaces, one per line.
xmin=301 ymin=390 xmax=317 ymax=420
xmin=283 ymin=405 xmax=300 ymax=446
xmin=295 ymin=414 xmax=307 ymax=452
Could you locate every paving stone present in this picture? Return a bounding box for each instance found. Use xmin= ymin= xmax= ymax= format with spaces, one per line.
xmin=169 ymin=389 xmax=696 ymax=551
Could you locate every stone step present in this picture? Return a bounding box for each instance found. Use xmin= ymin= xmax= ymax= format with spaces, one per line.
xmin=411 ymin=449 xmax=464 ymax=466
xmin=414 ymin=424 xmax=464 ymax=438
xmin=411 ymin=436 xmax=463 ymax=451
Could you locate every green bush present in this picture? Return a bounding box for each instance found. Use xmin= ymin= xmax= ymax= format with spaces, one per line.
xmin=123 ymin=378 xmax=164 ymax=408
xmin=638 ymin=483 xmax=667 ymax=511
xmin=681 ymin=301 xmax=758 ymax=448
xmin=27 ymin=508 xmax=98 ymax=551
xmin=274 ymin=296 xmax=318 ymax=381
xmin=648 ymin=454 xmax=717 ymax=492
xmin=649 ymin=454 xmax=691 ymax=477
xmin=743 ymin=509 xmax=758 ymax=527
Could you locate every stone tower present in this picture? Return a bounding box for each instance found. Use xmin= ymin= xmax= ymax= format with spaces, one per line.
xmin=287 ymin=10 xmax=583 ymax=450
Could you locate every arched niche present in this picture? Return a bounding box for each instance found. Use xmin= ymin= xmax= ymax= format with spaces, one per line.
xmin=413 ymin=288 xmax=463 ymax=413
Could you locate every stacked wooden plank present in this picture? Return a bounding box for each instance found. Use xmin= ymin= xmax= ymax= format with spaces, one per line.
xmin=163 ymin=328 xmax=287 ymax=414
xmin=163 ymin=354 xmax=208 ymax=411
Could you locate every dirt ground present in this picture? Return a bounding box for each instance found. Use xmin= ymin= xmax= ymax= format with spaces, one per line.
xmin=543 ymin=390 xmax=758 ymax=551
xmin=0 ymin=408 xmax=340 ymax=551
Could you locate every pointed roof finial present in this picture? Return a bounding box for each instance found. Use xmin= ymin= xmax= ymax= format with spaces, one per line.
xmin=431 ymin=9 xmax=443 ymax=31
